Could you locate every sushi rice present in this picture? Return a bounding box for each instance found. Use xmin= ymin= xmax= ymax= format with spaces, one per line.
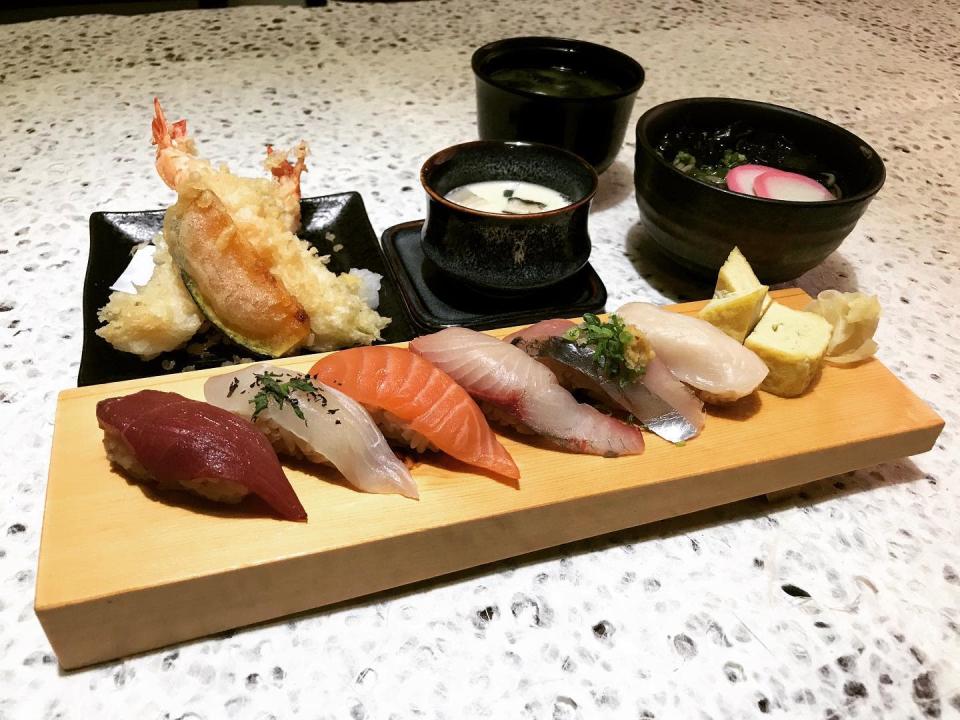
xmin=257 ymin=416 xmax=331 ymax=466
xmin=365 ymin=407 xmax=440 ymax=453
xmin=477 ymin=401 xmax=537 ymax=435
xmin=100 ymin=409 xmax=263 ymax=505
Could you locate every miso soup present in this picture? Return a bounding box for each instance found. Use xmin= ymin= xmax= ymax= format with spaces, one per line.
xmin=489 ymin=66 xmax=623 ymax=98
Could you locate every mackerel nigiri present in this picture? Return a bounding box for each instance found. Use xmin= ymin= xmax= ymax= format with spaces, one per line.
xmin=409 ymin=327 xmax=646 ymax=457
xmin=96 ymin=389 xmax=306 ymax=521
xmin=616 ymin=302 xmax=768 ymax=403
xmin=204 ymin=364 xmax=418 ymax=499
xmin=309 ymin=346 xmax=519 ymax=480
xmin=506 ymin=317 xmax=704 ymax=443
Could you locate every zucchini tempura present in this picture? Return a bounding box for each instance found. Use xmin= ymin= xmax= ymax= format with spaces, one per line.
xmin=153 ymin=98 xmax=389 ymax=355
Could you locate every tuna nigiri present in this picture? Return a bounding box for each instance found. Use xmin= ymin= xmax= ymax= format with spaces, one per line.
xmin=204 ymin=364 xmax=418 ymax=499
xmin=310 ymin=346 xmax=520 ymax=480
xmin=616 ymin=302 xmax=768 ymax=403
xmin=506 ymin=316 xmax=704 ymax=443
xmin=409 ymin=328 xmax=646 ymax=457
xmin=96 ymin=389 xmax=306 ymax=521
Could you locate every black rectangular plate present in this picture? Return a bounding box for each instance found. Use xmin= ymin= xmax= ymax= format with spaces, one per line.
xmin=381 ymin=220 xmax=607 ymax=335
xmin=79 ymin=193 xmax=416 ymax=387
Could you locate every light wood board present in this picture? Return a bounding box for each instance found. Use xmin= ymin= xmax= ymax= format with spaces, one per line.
xmin=35 ymin=289 xmax=944 ymax=668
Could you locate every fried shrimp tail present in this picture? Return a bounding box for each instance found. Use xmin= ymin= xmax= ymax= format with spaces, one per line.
xmin=265 ymin=142 xmax=310 ymax=232
xmin=152 ymin=97 xmax=202 ymax=191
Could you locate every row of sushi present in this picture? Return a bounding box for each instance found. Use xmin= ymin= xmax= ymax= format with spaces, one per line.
xmin=96 ymin=302 xmax=769 ymax=520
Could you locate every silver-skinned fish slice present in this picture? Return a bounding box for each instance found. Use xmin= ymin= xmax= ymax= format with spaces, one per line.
xmin=204 ymin=363 xmax=418 ymax=499
xmin=409 ymin=328 xmax=645 ymax=457
xmin=505 ymin=319 xmax=704 ymax=442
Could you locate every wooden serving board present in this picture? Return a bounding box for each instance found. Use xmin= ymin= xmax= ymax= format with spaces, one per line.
xmin=35 ymin=289 xmax=943 ymax=669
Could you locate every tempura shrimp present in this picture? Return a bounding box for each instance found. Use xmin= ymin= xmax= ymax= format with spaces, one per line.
xmin=265 ymin=142 xmax=309 ymax=232
xmin=103 ymin=98 xmax=389 ymax=360
xmin=151 ymin=98 xmax=207 ymax=191
xmin=153 ymin=98 xmax=308 ymax=233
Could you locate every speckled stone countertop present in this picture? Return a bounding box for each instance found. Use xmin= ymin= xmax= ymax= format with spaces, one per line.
xmin=1 ymin=1 xmax=958 ymax=718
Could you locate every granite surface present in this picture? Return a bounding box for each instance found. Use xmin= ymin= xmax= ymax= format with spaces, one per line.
xmin=1 ymin=0 xmax=958 ymax=718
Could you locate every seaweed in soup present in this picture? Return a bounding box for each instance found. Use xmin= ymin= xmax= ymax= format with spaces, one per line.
xmin=658 ymin=121 xmax=840 ymax=195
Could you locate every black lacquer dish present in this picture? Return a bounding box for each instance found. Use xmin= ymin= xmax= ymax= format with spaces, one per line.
xmin=381 ymin=220 xmax=607 ymax=335
xmin=79 ymin=192 xmax=416 ymax=386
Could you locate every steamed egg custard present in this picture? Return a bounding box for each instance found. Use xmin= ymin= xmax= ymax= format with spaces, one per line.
xmin=444 ymin=181 xmax=571 ymax=214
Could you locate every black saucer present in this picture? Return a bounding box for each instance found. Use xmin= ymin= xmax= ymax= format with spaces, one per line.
xmin=80 ymin=193 xmax=416 ymax=387
xmin=381 ymin=220 xmax=607 ymax=334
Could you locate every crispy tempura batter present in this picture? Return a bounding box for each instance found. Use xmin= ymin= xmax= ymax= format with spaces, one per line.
xmin=96 ymin=234 xmax=205 ymax=359
xmin=163 ymin=185 xmax=312 ymax=357
xmin=96 ymin=99 xmax=389 ymax=360
xmin=265 ymin=142 xmax=308 ymax=232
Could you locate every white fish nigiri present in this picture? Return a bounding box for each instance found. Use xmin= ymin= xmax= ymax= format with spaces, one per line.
xmin=409 ymin=328 xmax=645 ymax=457
xmin=616 ymin=302 xmax=768 ymax=403
xmin=204 ymin=363 xmax=418 ymax=499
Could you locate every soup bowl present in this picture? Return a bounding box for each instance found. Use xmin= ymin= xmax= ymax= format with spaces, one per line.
xmin=420 ymin=140 xmax=598 ymax=293
xmin=472 ymin=36 xmax=645 ymax=173
xmin=634 ymin=97 xmax=886 ymax=282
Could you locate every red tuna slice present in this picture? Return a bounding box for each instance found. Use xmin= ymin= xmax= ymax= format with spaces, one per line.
xmin=96 ymin=390 xmax=307 ymax=521
xmin=725 ymin=164 xmax=775 ymax=196
xmin=753 ymin=169 xmax=835 ymax=202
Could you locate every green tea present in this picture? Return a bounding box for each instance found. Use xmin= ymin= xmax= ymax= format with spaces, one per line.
xmin=489 ymin=66 xmax=623 ymax=98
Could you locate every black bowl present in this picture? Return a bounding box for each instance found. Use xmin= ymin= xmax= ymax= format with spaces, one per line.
xmin=472 ymin=36 xmax=645 ymax=174
xmin=420 ymin=140 xmax=598 ymax=293
xmin=634 ymin=97 xmax=886 ymax=283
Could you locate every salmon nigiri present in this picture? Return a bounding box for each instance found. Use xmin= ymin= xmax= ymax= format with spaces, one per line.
xmin=310 ymin=346 xmax=520 ymax=480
